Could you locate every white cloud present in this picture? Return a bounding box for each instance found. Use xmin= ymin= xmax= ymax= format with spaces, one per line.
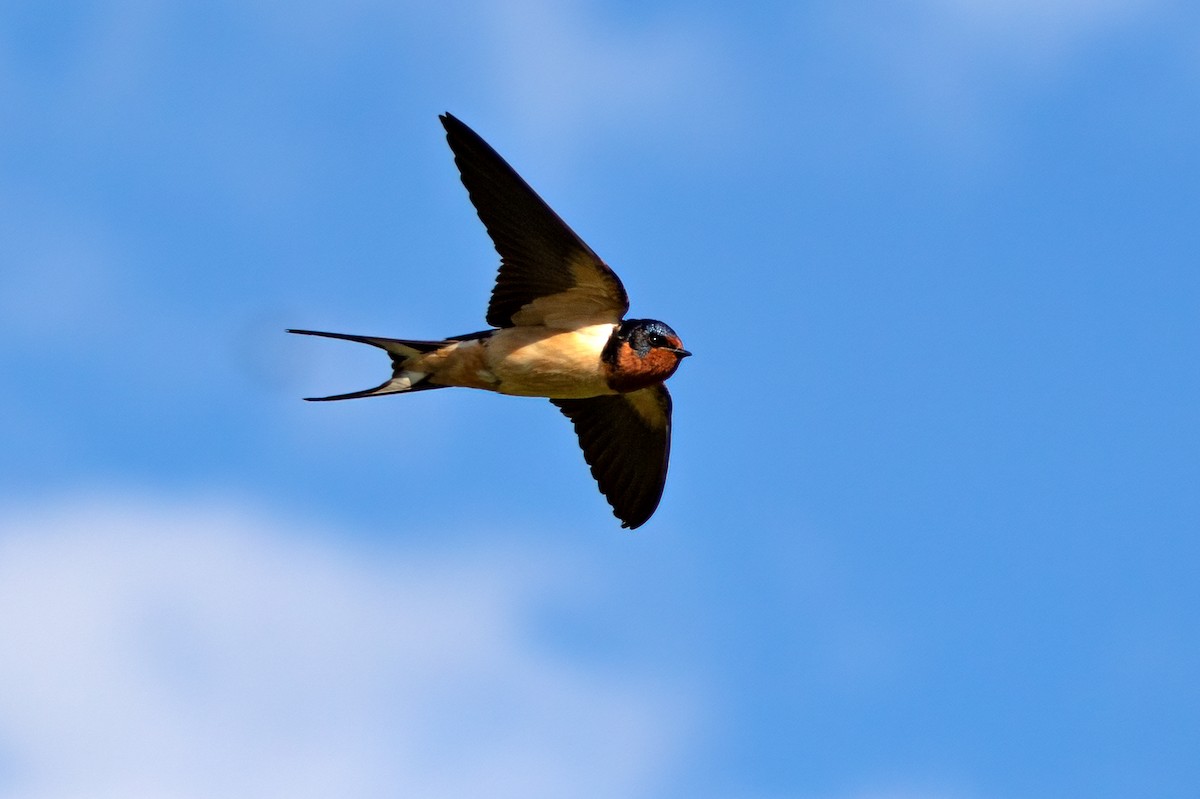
xmin=476 ymin=0 xmax=730 ymax=154
xmin=924 ymin=0 xmax=1148 ymax=43
xmin=902 ymin=0 xmax=1158 ymax=79
xmin=843 ymin=0 xmax=1170 ymax=155
xmin=1 ymin=0 xmax=730 ymax=165
xmin=0 ymin=494 xmax=687 ymax=799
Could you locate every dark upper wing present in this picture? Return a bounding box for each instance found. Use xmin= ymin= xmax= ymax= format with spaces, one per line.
xmin=550 ymin=384 xmax=672 ymax=529
xmin=440 ymin=113 xmax=630 ymax=329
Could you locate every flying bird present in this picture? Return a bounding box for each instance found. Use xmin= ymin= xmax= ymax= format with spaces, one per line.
xmin=290 ymin=113 xmax=690 ymax=529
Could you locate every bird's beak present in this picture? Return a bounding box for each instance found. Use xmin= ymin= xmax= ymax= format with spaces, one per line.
xmin=672 ymin=348 xmax=692 ymax=358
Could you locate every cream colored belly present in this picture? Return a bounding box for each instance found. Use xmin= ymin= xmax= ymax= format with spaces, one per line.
xmin=486 ymin=324 xmax=617 ymax=398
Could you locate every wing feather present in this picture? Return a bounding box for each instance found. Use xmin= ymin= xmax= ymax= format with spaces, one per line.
xmin=550 ymin=384 xmax=673 ymax=529
xmin=440 ymin=113 xmax=630 ymax=329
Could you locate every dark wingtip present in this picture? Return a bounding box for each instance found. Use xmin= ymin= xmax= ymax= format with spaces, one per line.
xmin=619 ymin=513 xmax=650 ymax=530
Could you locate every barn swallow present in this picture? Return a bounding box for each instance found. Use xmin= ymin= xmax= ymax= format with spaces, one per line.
xmin=290 ymin=113 xmax=689 ymax=529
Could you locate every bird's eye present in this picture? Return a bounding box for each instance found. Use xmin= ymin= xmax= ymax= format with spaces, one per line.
xmin=647 ymin=333 xmax=667 ymax=347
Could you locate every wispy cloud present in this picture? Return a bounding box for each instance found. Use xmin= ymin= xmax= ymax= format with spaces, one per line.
xmin=841 ymin=0 xmax=1173 ymax=155
xmin=920 ymin=0 xmax=1155 ymax=53
xmin=890 ymin=0 xmax=1162 ymax=86
xmin=473 ymin=0 xmax=731 ymax=155
xmin=0 ymin=494 xmax=688 ymax=798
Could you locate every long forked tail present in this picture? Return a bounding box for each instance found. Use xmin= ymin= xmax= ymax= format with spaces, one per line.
xmin=287 ymin=329 xmax=450 ymax=401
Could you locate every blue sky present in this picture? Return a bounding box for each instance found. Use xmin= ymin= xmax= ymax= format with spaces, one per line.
xmin=2 ymin=1 xmax=1198 ymax=797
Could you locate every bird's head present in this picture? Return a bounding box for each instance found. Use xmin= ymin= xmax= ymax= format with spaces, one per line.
xmin=603 ymin=319 xmax=690 ymax=392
